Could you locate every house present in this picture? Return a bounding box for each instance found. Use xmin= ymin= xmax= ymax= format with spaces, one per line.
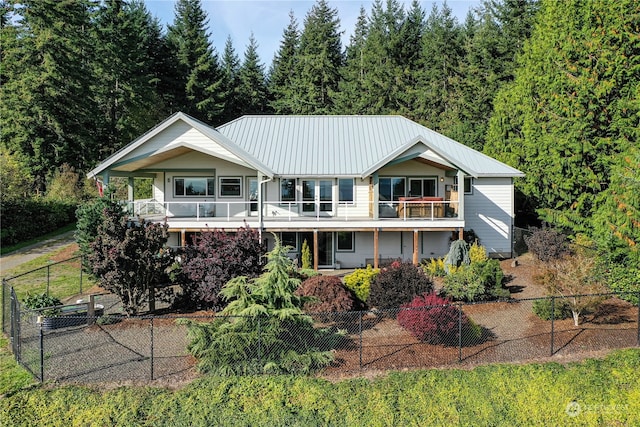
xmin=88 ymin=112 xmax=524 ymax=270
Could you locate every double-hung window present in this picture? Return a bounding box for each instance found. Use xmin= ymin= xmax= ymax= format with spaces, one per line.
xmin=338 ymin=178 xmax=354 ymax=204
xmin=280 ymin=178 xmax=296 ymax=203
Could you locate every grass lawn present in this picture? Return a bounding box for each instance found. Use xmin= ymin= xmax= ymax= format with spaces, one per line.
xmin=2 ymin=244 xmax=97 ymax=302
xmin=0 ymin=341 xmax=638 ymax=426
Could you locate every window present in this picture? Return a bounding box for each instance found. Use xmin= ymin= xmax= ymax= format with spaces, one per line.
xmin=454 ymin=176 xmax=473 ymax=194
xmin=336 ymin=231 xmax=354 ymax=251
xmin=379 ymin=177 xmax=406 ymax=201
xmin=280 ymin=232 xmax=297 ymax=250
xmin=409 ymin=178 xmax=437 ymax=197
xmin=302 ymin=179 xmax=315 ymax=212
xmin=280 ymin=178 xmax=296 ymax=202
xmin=219 ymin=177 xmax=242 ymax=197
xmin=174 ymin=177 xmax=214 ymax=197
xmin=319 ymin=180 xmax=332 ymax=212
xmin=338 ymin=178 xmax=354 ymax=203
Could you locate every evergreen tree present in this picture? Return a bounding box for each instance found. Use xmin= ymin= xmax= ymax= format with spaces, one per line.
xmin=92 ymin=0 xmax=166 ymax=157
xmin=335 ymin=6 xmax=369 ymax=113
xmin=166 ymin=0 xmax=225 ymax=123
xmin=268 ymin=11 xmax=300 ymax=114
xmin=291 ymin=0 xmax=343 ymax=114
xmin=484 ymin=0 xmax=639 ymax=233
xmin=0 ymin=0 xmax=99 ymax=191
xmin=220 ymin=36 xmax=241 ymax=123
xmin=411 ymin=3 xmax=465 ymax=130
xmin=441 ymin=0 xmax=539 ymax=150
xmin=348 ymin=0 xmax=407 ymax=115
xmin=236 ymin=34 xmax=269 ymax=115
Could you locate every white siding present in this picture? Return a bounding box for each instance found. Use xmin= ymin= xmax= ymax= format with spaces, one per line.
xmin=464 ymin=177 xmax=514 ymax=256
xmin=121 ymin=122 xmax=245 ymax=165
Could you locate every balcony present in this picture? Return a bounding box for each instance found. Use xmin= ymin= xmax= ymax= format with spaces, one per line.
xmin=127 ymin=199 xmax=462 ymax=229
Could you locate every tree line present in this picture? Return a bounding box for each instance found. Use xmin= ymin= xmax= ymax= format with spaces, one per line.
xmin=1 ymin=0 xmax=638 ymax=281
xmin=0 ymin=0 xmax=538 ymax=191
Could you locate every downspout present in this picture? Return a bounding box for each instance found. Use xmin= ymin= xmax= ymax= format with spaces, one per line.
xmin=258 ymin=173 xmax=273 ymax=240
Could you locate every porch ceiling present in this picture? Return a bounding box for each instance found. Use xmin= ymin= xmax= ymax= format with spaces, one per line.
xmin=111 ymin=146 xmax=193 ymax=172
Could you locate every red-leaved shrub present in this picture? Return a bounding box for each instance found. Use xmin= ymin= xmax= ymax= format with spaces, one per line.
xmin=295 ymin=275 xmax=356 ymax=313
xmin=398 ymin=293 xmax=477 ymax=345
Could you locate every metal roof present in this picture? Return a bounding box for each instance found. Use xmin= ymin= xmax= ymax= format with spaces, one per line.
xmin=217 ymin=115 xmax=524 ymax=178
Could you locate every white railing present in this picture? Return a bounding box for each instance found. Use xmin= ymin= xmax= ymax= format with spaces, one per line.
xmin=128 ymin=199 xmax=460 ymax=222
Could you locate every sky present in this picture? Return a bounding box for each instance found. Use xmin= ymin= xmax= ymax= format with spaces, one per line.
xmin=144 ymin=0 xmax=481 ymax=67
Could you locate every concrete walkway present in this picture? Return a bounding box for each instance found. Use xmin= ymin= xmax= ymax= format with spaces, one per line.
xmin=0 ymin=230 xmax=76 ymax=276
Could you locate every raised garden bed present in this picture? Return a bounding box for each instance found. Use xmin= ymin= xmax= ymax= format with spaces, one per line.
xmin=38 ymin=303 xmax=104 ymax=331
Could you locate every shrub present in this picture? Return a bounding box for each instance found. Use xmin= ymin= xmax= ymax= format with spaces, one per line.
xmin=22 ymin=293 xmax=62 ymax=316
xmin=441 ymin=259 xmax=509 ymax=302
xmin=524 ymin=227 xmax=571 ymax=262
xmin=469 ymin=241 xmax=488 ymax=264
xmin=181 ymin=236 xmax=340 ymax=375
xmin=422 ymin=258 xmax=446 ymax=277
xmin=532 ymin=298 xmax=572 ymax=321
xmin=295 ymin=275 xmax=356 ymax=313
xmin=397 ymin=293 xmax=481 ymax=345
xmin=301 ymin=239 xmax=312 ymax=269
xmin=368 ymin=262 xmax=433 ymax=310
xmin=602 ymin=264 xmax=640 ymax=305
xmin=343 ymin=265 xmax=379 ymax=303
xmin=1 ymin=199 xmax=77 ymax=246
xmin=444 ymin=240 xmax=470 ymax=273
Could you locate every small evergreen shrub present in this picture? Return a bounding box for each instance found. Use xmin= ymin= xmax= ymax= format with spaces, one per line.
xmin=469 ymin=241 xmax=488 ymax=264
xmin=343 ymin=265 xmax=379 ymax=303
xmin=368 ymin=262 xmax=434 ymax=310
xmin=603 ymin=264 xmax=640 ymax=305
xmin=524 ymin=227 xmax=571 ymax=262
xmin=295 ymin=275 xmax=356 ymax=313
xmin=532 ymin=298 xmax=572 ymax=321
xmin=444 ymin=240 xmax=471 ymax=273
xmin=301 ymin=239 xmax=312 ymax=269
xmin=441 ymin=259 xmax=509 ymax=302
xmin=397 ymin=293 xmax=481 ymax=345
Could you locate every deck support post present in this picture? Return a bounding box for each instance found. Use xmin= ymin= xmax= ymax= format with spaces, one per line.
xmin=373 ymin=229 xmax=379 ymax=269
xmin=413 ymin=230 xmax=419 ymax=265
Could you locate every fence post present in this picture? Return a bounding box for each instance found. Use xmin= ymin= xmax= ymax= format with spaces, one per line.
xmin=458 ymin=304 xmax=463 ymax=363
xmin=257 ymin=316 xmax=262 ymax=368
xmin=550 ymin=296 xmax=555 ymax=356
xmin=359 ymin=311 xmax=363 ymax=369
xmin=1 ymin=279 xmax=5 ymax=334
xmin=79 ymin=257 xmax=83 ymax=295
xmin=46 ymin=265 xmax=50 ymax=296
xmin=150 ymin=317 xmax=154 ymax=381
xmin=39 ymin=324 xmax=44 ymax=383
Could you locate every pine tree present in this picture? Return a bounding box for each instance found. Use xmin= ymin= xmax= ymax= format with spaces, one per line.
xmin=92 ymin=0 xmax=166 ymax=157
xmin=411 ymin=3 xmax=465 ymax=130
xmin=291 ymin=0 xmax=343 ymax=114
xmin=220 ymin=36 xmax=241 ymax=123
xmin=334 ymin=6 xmax=369 ymax=113
xmin=0 ymin=0 xmax=99 ymax=190
xmin=236 ymin=34 xmax=269 ymax=115
xmin=166 ymin=0 xmax=225 ymax=123
xmin=268 ymin=11 xmax=300 ymax=114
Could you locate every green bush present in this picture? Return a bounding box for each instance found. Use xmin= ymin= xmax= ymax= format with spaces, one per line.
xmin=441 ymin=259 xmax=509 ymax=302
xmin=22 ymin=293 xmax=63 ymax=316
xmin=368 ymin=261 xmax=434 ymax=310
xmin=343 ymin=265 xmax=379 ymax=303
xmin=603 ymin=264 xmax=640 ymax=305
xmin=444 ymin=239 xmax=471 ymax=273
xmin=532 ymin=298 xmax=572 ymax=321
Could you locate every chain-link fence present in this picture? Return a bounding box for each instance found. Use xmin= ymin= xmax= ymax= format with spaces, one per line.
xmin=3 ymin=284 xmax=639 ymax=384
